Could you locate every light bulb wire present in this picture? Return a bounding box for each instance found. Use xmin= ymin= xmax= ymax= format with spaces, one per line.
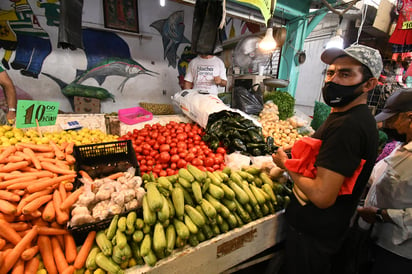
xmin=355 ymin=1 xmax=368 ymax=45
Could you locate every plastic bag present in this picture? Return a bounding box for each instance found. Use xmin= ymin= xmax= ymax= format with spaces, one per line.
xmin=172 ymin=89 xmax=261 ymax=128
xmin=224 ymin=152 xmax=251 ymax=171
xmin=232 ymin=84 xmax=263 ymax=115
xmin=191 ymin=0 xmax=224 ymax=55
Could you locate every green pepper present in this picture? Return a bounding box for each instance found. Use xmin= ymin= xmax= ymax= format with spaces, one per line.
xmin=247 ymin=129 xmax=264 ymax=143
xmin=231 ymin=138 xmax=247 ymax=152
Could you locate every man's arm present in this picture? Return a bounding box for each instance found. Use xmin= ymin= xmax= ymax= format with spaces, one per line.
xmin=273 ymin=148 xmax=345 ymax=209
xmin=183 ymin=80 xmax=193 ymax=90
xmin=0 ymin=71 xmax=17 ymax=121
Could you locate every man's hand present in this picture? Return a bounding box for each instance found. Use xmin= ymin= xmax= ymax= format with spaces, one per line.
xmin=214 ymin=76 xmax=222 ymax=85
xmin=357 ymin=206 xmax=379 ymax=224
xmin=272 ymin=147 xmax=288 ymax=169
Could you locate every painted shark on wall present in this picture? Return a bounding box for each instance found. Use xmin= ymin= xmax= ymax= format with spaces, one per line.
xmin=150 ymin=10 xmax=191 ymax=69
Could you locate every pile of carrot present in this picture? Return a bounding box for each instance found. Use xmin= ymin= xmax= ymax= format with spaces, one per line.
xmin=0 ymin=141 xmax=94 ymax=273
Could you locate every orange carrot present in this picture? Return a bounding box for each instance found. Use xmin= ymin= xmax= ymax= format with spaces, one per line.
xmin=37 ymin=235 xmax=57 ymax=274
xmin=73 ymin=230 xmax=96 ymax=269
xmin=65 ymin=142 xmax=75 ymax=155
xmin=0 ymin=146 xmax=16 ymax=163
xmin=17 ymin=188 xmax=53 ymax=215
xmin=106 ymin=171 xmax=124 ymax=180
xmin=79 ymin=170 xmax=93 ymax=182
xmin=49 ymin=140 xmax=65 ymax=160
xmin=33 ymin=151 xmax=55 ymax=158
xmin=24 ymin=256 xmax=39 ymax=274
xmin=0 ymin=161 xmax=29 ymax=173
xmin=26 ymin=174 xmax=76 ymax=193
xmin=16 ymin=143 xmax=52 ymax=153
xmin=65 ymin=153 xmax=76 ymax=165
xmin=31 ymin=218 xmax=49 ymax=227
xmin=0 ymin=251 xmax=3 ymax=266
xmin=0 ymin=225 xmax=38 ymax=274
xmin=64 ymin=233 xmax=77 ymax=264
xmin=39 ymin=161 xmax=76 ymax=175
xmin=3 ymin=171 xmax=34 ymax=180
xmin=22 ymin=148 xmax=41 ymax=170
xmin=64 ymin=182 xmax=74 ymax=191
xmin=9 ymin=222 xmax=31 ymax=232
xmin=53 ymin=190 xmax=69 ymax=225
xmin=22 ymin=195 xmax=52 ymax=215
xmin=60 ymin=186 xmax=84 ymax=211
xmin=0 ymin=238 xmax=5 ymax=250
xmin=0 ymin=190 xmax=20 ymax=202
xmin=10 ymin=258 xmax=24 ymax=274
xmin=20 ymin=246 xmax=38 ymax=261
xmin=13 ymin=151 xmax=31 ymax=162
xmin=59 ymin=182 xmax=67 ymax=200
xmin=37 ymin=226 xmax=68 ymax=235
xmin=0 ymin=212 xmax=15 ymax=222
xmin=0 ymin=175 xmax=38 ymax=190
xmin=29 ymin=210 xmax=42 ymax=219
xmin=59 ymin=142 xmax=68 ymax=152
xmin=7 ymin=156 xmax=25 ymax=163
xmin=51 ymin=237 xmax=69 ymax=273
xmin=0 ymin=200 xmax=17 ymax=215
xmin=0 ymin=219 xmax=21 ymax=245
xmin=62 ymin=266 xmax=75 ymax=274
xmin=42 ymin=200 xmax=55 ymax=222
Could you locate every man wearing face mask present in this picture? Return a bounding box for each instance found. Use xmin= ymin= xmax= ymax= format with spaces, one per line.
xmin=357 ymin=89 xmax=412 ymax=274
xmin=272 ymin=44 xmax=382 ymax=274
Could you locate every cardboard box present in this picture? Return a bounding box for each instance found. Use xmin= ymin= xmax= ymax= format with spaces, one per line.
xmin=74 ymin=96 xmax=101 ymax=114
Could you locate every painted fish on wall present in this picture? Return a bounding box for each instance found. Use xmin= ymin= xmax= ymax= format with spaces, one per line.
xmin=150 ymin=10 xmax=191 ymax=69
xmin=74 ymin=58 xmax=158 ymax=93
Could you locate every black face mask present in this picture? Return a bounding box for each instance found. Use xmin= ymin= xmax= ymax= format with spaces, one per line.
xmin=381 ymin=127 xmax=407 ymax=143
xmin=322 ymin=81 xmax=366 ymax=107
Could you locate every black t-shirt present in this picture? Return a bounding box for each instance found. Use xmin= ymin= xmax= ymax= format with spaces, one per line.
xmin=285 ymin=104 xmax=378 ymax=247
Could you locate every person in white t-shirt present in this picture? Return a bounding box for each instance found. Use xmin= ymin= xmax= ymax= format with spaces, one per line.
xmin=183 ymin=54 xmax=227 ymax=95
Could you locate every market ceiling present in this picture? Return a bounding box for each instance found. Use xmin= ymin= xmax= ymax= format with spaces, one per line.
xmin=173 ymin=0 xmax=360 ymax=25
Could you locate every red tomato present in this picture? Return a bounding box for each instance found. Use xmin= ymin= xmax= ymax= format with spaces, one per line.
xmin=147 ymin=139 xmax=156 ymax=146
xmin=176 ymin=133 xmax=187 ymax=141
xmin=214 ymin=154 xmax=224 ymax=164
xmin=185 ymin=152 xmax=195 ymax=162
xmin=176 ymin=142 xmax=187 ymax=150
xmin=192 ymin=158 xmax=203 ymax=166
xmin=170 ymin=147 xmax=178 ymax=155
xmin=157 ymin=136 xmax=166 ymax=144
xmin=140 ymin=165 xmax=147 ymax=172
xmin=166 ymin=168 xmax=175 ymax=176
xmin=153 ymin=143 xmax=159 ymax=150
xmin=177 ymin=159 xmax=187 ymax=168
xmin=179 ymin=152 xmax=187 ymax=159
xmin=204 ymin=157 xmax=214 ymax=167
xmin=216 ymin=147 xmax=226 ymax=154
xmin=142 ymin=149 xmax=151 ymax=156
xmin=170 ymin=154 xmax=180 ymax=163
xmin=159 ymin=170 xmax=167 ymax=177
xmin=170 ymin=162 xmax=177 ymax=170
xmin=159 ymin=151 xmax=171 ymax=163
xmin=146 ymin=159 xmax=154 ymax=167
xmin=212 ymin=164 xmax=220 ymax=170
xmin=206 ymin=167 xmax=214 ymax=172
xmin=159 ymin=144 xmax=170 ymax=152
xmin=140 ymin=159 xmax=147 ymax=165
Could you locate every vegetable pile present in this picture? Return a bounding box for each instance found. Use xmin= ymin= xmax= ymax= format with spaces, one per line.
xmin=0 ymin=141 xmax=81 ymax=273
xmin=119 ymin=121 xmax=227 ymax=178
xmin=263 ymin=91 xmax=295 ymax=121
xmin=203 ymin=110 xmax=274 ymax=156
xmin=83 ymin=165 xmax=292 ymax=272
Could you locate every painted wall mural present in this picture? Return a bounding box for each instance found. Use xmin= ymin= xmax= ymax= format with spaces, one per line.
xmin=150 ymin=10 xmax=190 ymax=68
xmin=0 ymin=0 xmax=52 ymax=78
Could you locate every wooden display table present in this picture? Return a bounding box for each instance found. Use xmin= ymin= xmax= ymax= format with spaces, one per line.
xmin=127 ymin=212 xmax=285 ymax=273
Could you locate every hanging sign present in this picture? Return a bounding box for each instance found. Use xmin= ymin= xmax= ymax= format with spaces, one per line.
xmin=15 ymin=100 xmax=59 ymax=128
xmin=402 ymin=20 xmax=412 ymax=29
xmin=235 ymin=0 xmax=274 ymax=24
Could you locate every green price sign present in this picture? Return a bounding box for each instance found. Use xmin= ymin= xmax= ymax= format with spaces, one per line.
xmin=15 ymin=100 xmax=59 ymax=128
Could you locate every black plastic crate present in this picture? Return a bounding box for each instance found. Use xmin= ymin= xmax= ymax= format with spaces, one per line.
xmin=73 ymin=140 xmax=140 ymax=178
xmin=69 ymin=140 xmax=142 ymax=244
xmin=68 ymin=208 xmax=142 ymax=245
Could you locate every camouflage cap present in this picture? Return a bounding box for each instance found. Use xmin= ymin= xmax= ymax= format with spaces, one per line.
xmin=321 ymin=44 xmax=383 ymax=79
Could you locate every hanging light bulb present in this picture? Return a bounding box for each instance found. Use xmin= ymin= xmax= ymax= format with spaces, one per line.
xmin=326 ymin=28 xmax=344 ymax=49
xmin=259 ymin=18 xmax=277 ymax=52
xmin=160 ymin=0 xmax=165 ymax=7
